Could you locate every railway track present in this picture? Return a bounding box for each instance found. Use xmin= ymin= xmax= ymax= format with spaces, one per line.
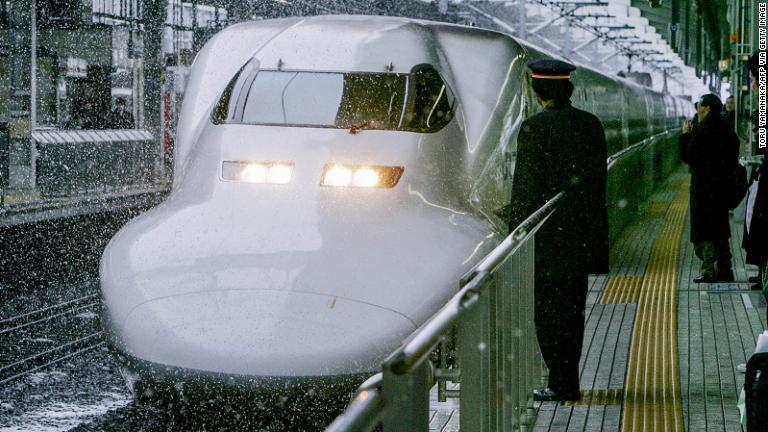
xmin=0 ymin=293 xmax=99 ymax=336
xmin=0 ymin=332 xmax=105 ymax=385
xmin=0 ymin=293 xmax=104 ymax=385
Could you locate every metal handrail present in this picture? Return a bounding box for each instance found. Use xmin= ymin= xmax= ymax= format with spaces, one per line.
xmin=606 ymin=128 xmax=679 ymax=170
xmin=741 ymin=156 xmax=764 ymax=167
xmin=325 ymin=374 xmax=385 ymax=432
xmin=384 ymin=191 xmax=564 ymax=376
xmin=326 ymin=126 xmax=682 ymax=432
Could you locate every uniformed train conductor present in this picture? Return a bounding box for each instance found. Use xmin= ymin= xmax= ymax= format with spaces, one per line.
xmin=509 ymin=59 xmax=609 ymax=402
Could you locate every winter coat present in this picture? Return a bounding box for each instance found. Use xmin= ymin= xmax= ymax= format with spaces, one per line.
xmin=509 ymin=101 xmax=609 ymax=281
xmin=743 ymin=114 xmax=768 ymax=265
xmin=679 ymin=115 xmax=739 ymax=243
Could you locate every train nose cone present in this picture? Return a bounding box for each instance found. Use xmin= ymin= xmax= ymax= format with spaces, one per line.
xmin=120 ymin=290 xmax=416 ymax=376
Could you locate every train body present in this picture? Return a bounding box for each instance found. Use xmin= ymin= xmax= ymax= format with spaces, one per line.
xmin=99 ymin=15 xmax=692 ymax=394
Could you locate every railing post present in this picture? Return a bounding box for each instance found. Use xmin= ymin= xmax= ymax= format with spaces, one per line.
xmin=458 ymin=277 xmax=493 ymax=432
xmin=519 ymin=239 xmax=539 ymax=430
xmin=381 ymin=359 xmax=430 ymax=432
xmin=497 ymin=254 xmax=516 ymax=432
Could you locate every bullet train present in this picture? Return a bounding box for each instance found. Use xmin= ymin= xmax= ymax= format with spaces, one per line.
xmin=99 ymin=15 xmax=692 ymax=399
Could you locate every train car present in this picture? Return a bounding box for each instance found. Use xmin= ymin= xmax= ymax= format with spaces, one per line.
xmin=99 ymin=15 xmax=691 ymax=401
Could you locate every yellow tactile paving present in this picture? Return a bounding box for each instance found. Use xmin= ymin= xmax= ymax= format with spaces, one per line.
xmin=621 ymin=178 xmax=689 ymax=432
xmin=599 ymin=276 xmax=644 ymax=304
xmin=648 ymin=201 xmax=673 ymax=218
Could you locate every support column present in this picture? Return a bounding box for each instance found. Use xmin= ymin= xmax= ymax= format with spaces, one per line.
xmin=683 ymin=0 xmax=690 ymax=63
xmin=142 ymin=0 xmax=166 ymax=179
xmin=7 ymin=0 xmax=35 ymax=190
xmin=670 ymin=0 xmax=678 ymax=49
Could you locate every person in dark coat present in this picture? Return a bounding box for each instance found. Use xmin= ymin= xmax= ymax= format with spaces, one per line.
xmin=679 ymin=94 xmax=739 ymax=282
xmin=743 ymin=53 xmax=767 ymax=291
xmin=508 ymin=59 xmax=609 ymax=402
xmin=691 ymin=101 xmax=700 ymax=130
xmin=108 ymin=97 xmax=135 ymax=129
xmin=722 ymin=95 xmax=736 ymax=132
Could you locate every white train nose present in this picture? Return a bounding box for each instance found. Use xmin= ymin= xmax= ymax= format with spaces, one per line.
xmin=119 ymin=290 xmax=417 ymax=376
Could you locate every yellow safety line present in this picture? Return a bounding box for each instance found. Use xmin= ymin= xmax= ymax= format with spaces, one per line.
xmin=600 ymin=276 xmax=644 ymax=304
xmin=649 ymin=201 xmax=672 ymax=218
xmin=621 ymin=178 xmax=688 ymax=432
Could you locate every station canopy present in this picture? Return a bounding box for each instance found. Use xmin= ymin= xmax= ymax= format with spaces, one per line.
xmin=453 ymin=0 xmax=708 ymax=98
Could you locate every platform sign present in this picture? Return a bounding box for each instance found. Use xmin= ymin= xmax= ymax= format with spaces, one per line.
xmin=62 ymin=57 xmax=88 ymax=78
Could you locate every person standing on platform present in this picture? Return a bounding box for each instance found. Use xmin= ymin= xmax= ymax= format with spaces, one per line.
xmin=722 ymin=95 xmax=736 ymax=133
xmin=679 ymin=94 xmax=739 ymax=283
xmin=108 ymin=97 xmax=135 ymax=129
xmin=508 ymin=59 xmax=609 ymax=402
xmin=691 ymin=101 xmax=700 ymax=129
xmin=743 ymin=53 xmax=767 ymax=292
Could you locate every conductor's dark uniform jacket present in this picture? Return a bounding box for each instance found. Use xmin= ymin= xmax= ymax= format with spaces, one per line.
xmin=508 ymin=100 xmax=609 ymax=392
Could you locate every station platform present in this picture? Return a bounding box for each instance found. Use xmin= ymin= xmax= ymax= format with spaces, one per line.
xmin=0 ymin=184 xmax=169 ymax=228
xmin=427 ymin=170 xmax=765 ymax=432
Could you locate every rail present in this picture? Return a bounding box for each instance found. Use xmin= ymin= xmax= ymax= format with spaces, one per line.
xmin=325 ymin=127 xmax=681 ymax=432
xmin=607 ymin=128 xmax=679 ymax=170
xmin=741 ymin=156 xmax=764 ymax=167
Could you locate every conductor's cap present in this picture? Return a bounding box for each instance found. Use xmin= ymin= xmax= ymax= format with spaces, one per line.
xmin=527 ymin=59 xmax=576 ymax=80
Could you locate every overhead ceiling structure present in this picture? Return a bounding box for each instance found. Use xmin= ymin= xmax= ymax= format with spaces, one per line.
xmin=451 ymin=0 xmax=709 ymax=98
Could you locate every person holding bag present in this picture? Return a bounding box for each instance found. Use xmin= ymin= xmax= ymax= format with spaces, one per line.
xmin=679 ymin=94 xmax=740 ymax=283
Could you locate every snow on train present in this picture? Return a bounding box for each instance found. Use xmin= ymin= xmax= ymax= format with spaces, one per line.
xmin=99 ymin=15 xmax=692 ymax=397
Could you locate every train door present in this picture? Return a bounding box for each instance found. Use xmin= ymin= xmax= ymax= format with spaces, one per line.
xmin=594 ymin=81 xmax=623 ymax=155
xmin=643 ymin=92 xmax=655 ymax=137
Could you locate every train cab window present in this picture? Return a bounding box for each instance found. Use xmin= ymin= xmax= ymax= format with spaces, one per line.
xmin=212 ymin=63 xmax=455 ymax=133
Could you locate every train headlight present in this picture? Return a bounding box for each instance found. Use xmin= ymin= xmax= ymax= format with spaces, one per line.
xmin=267 ymin=164 xmax=293 ymax=184
xmin=322 ymin=165 xmax=354 ymax=187
xmin=222 ymin=161 xmax=294 ymax=184
xmin=352 ymin=167 xmax=380 ymax=187
xmin=240 ymin=164 xmax=268 ymax=183
xmin=321 ymin=164 xmax=404 ymax=188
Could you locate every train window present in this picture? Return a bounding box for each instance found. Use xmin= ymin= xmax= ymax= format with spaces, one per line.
xmin=212 ymin=64 xmax=455 ymax=133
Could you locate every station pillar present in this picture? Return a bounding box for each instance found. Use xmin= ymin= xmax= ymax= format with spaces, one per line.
xmin=142 ymin=0 xmax=166 ymax=180
xmin=7 ymin=0 xmax=35 ymax=190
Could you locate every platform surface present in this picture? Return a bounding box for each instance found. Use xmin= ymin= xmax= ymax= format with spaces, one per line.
xmin=0 ymin=185 xmax=169 ymax=227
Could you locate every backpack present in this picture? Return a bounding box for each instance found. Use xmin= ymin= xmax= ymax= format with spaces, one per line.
xmin=746 ymin=352 xmax=768 ymax=431
xmin=726 ymin=163 xmax=749 ymax=210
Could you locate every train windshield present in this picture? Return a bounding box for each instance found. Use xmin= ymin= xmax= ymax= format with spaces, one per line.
xmin=212 ymin=65 xmax=455 ymax=133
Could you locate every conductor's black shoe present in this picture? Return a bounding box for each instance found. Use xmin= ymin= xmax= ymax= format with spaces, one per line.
xmin=533 ymin=387 xmax=580 ymax=402
xmin=749 ymin=276 xmax=760 ymax=283
xmin=693 ymin=273 xmax=717 ymax=283
xmin=751 ymin=283 xmax=763 ymax=291
xmin=716 ymin=269 xmax=734 ymax=282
